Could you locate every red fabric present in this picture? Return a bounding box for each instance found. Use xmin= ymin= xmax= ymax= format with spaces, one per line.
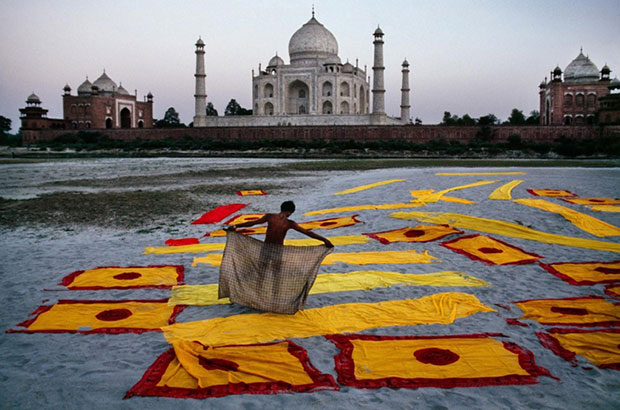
xmin=191 ymin=203 xmax=248 ymax=224
xmin=124 ymin=341 xmax=339 ymax=399
xmin=440 ymin=234 xmax=542 ymax=266
xmin=58 ymin=265 xmax=185 ymax=290
xmin=165 ymin=238 xmax=200 ymax=246
xmin=539 ymin=261 xmax=620 ymax=286
xmin=326 ymin=333 xmax=555 ymax=389
xmin=537 ymin=328 xmax=620 ymax=370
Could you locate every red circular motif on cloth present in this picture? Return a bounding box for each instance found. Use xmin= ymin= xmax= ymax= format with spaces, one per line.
xmin=413 ymin=348 xmax=460 ymax=366
xmin=550 ymin=306 xmax=589 ymax=315
xmin=478 ymin=247 xmax=503 ymax=254
xmin=113 ymin=271 xmax=142 ymax=280
xmin=95 ymin=308 xmax=133 ymax=321
xmin=404 ymin=229 xmax=425 ymax=238
xmin=320 ymin=221 xmax=338 ymax=227
xmin=595 ymin=267 xmax=620 ymax=275
xmin=248 ymin=217 xmax=260 ymax=221
xmin=590 ymin=199 xmax=605 ymax=203
xmin=199 ymin=356 xmax=240 ymax=372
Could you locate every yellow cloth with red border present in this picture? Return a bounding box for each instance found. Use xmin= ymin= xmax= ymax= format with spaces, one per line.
xmin=61 ymin=266 xmax=182 ymax=289
xmin=332 ymin=179 xmax=406 ymax=195
xmin=364 ymin=225 xmax=462 ymax=244
xmin=513 ymin=296 xmax=620 ymax=326
xmin=206 ymin=215 xmax=362 ymax=237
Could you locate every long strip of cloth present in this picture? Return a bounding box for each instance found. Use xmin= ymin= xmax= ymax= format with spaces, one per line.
xmin=304 ymin=202 xmax=424 ymax=216
xmin=218 ymin=231 xmax=333 ymax=314
xmin=514 ymin=198 xmax=620 ymax=237
xmin=390 ymin=211 xmax=620 ymax=253
xmin=332 ymin=179 xmax=406 ymax=195
xmin=488 ymin=180 xmax=524 ymax=200
xmin=411 ymin=180 xmax=497 ymax=203
xmin=168 ymin=271 xmax=489 ymax=306
xmin=162 ymin=292 xmax=496 ymax=346
xmin=205 ymin=215 xmax=363 ymax=237
xmin=436 ymin=172 xmax=526 ymax=176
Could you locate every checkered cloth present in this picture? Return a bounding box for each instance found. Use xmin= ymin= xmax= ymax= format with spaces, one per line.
xmin=218 ymin=231 xmax=333 ymax=314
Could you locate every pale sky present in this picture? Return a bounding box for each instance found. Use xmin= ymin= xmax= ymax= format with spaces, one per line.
xmin=1 ymin=0 xmax=619 ymax=131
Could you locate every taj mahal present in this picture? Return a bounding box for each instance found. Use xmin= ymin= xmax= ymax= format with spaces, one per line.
xmin=193 ymin=11 xmax=410 ymax=127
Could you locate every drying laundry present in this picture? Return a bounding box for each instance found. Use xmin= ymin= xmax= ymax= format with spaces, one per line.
xmin=364 ymin=225 xmax=463 ymax=244
xmin=527 ymin=189 xmax=577 ymax=197
xmin=332 ymin=179 xmax=406 ymax=195
xmin=224 ymin=213 xmax=265 ymax=225
xmin=237 ymin=190 xmax=267 ymax=196
xmin=441 ymin=234 xmax=542 ymax=266
xmin=411 ymin=180 xmax=497 ymax=203
xmin=165 ymin=238 xmax=200 ymax=246
xmin=511 ymin=296 xmax=620 ymax=327
xmin=562 ymin=198 xmax=620 ymax=206
xmin=59 ymin=265 xmax=184 ymax=290
xmin=205 ymin=215 xmax=363 ymax=237
xmin=488 ymin=180 xmax=524 ymax=200
xmin=304 ymin=202 xmax=424 ymax=216
xmin=539 ymin=261 xmax=620 ymax=285
xmin=537 ymin=328 xmax=620 ymax=370
xmin=436 ymin=172 xmax=526 ymax=176
xmin=191 ymin=203 xmax=248 ymax=224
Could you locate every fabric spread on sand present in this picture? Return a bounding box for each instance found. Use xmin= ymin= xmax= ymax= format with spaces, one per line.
xmin=605 ymin=285 xmax=620 ymax=299
xmin=60 ymin=265 xmax=184 ymax=290
xmin=162 ymin=292 xmax=496 ymax=346
xmin=218 ymin=231 xmax=333 ymax=314
xmin=304 ymin=202 xmax=424 ymax=216
xmin=193 ymin=249 xmax=437 ymax=267
xmin=332 ymin=179 xmax=406 ymax=195
xmin=539 ymin=261 xmax=620 ymax=286
xmin=536 ymin=328 xmax=620 ymax=370
xmin=236 ymin=190 xmax=267 ymax=196
xmin=165 ymin=238 xmax=200 ymax=246
xmin=436 ymin=172 xmax=527 ymax=176
xmin=124 ymin=340 xmax=337 ymax=399
xmin=144 ymin=235 xmax=369 ymax=255
xmin=588 ymin=205 xmax=620 ymax=213
xmin=488 ymin=180 xmax=524 ymax=200
xmin=514 ymin=198 xmax=620 ymax=237
xmin=527 ymin=189 xmax=577 ymax=197
xmin=205 ymin=215 xmax=363 ymax=237
xmin=390 ymin=211 xmax=620 ymax=253
xmin=409 ymin=190 xmax=475 ymax=205
xmin=511 ymin=296 xmax=620 ymax=327
xmin=441 ymin=234 xmax=542 ymax=266
xmin=562 ymin=198 xmax=620 ymax=206
xmin=168 ymin=271 xmax=489 ymax=306
xmin=364 ymin=225 xmax=463 ymax=244
xmin=411 ymin=180 xmax=497 ymax=203
xmin=191 ymin=203 xmax=248 ymax=224
xmin=10 ymin=299 xmax=184 ymax=334
xmin=224 ymin=213 xmax=265 ymax=225
xmin=327 ymin=333 xmax=553 ymax=389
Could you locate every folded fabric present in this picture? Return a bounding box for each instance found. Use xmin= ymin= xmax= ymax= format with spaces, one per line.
xmin=390 ymin=211 xmax=620 ymax=253
xmin=162 ymin=292 xmax=496 ymax=347
xmin=606 ymin=285 xmax=620 ymax=299
xmin=60 ymin=265 xmax=184 ymax=290
xmin=537 ymin=328 xmax=620 ymax=370
xmin=364 ymin=225 xmax=463 ymax=244
xmin=328 ymin=333 xmax=554 ymax=389
xmin=527 ymin=189 xmax=577 ymax=197
xmin=165 ymin=238 xmax=200 ymax=246
xmin=540 ymin=260 xmax=620 ymax=285
xmin=441 ymin=234 xmax=542 ymax=266
xmin=9 ymin=299 xmax=185 ymax=334
xmin=223 ymin=213 xmax=265 ymax=225
xmin=168 ymin=271 xmax=489 ymax=306
xmin=510 ymin=296 xmax=620 ymax=327
xmin=409 ymin=190 xmax=475 ymax=204
xmin=191 ymin=203 xmax=248 ymax=224
xmin=411 ymin=180 xmax=497 ymax=203
xmin=237 ymin=190 xmax=267 ymax=196
xmin=205 ymin=215 xmax=363 ymax=237
xmin=304 ymin=202 xmax=424 ymax=216
xmin=145 ymin=243 xmax=226 ymax=255
xmin=514 ymin=198 xmax=620 ymax=237
xmin=218 ymin=231 xmax=332 ymax=314
xmin=436 ymin=172 xmax=526 ymax=176
xmin=193 ymin=249 xmax=437 ymax=267
xmin=562 ymin=198 xmax=620 ymax=206
xmin=332 ymin=179 xmax=406 ymax=195
xmin=488 ymin=180 xmax=524 ymax=200
xmin=124 ymin=340 xmax=338 ymax=399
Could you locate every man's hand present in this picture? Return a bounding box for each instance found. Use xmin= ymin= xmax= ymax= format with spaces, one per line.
xmin=224 ymin=225 xmax=237 ymax=232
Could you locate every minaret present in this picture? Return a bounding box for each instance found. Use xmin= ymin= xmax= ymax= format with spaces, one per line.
xmin=400 ymin=59 xmax=410 ymax=123
xmin=193 ymin=37 xmax=207 ymax=127
xmin=372 ymin=26 xmax=385 ymax=115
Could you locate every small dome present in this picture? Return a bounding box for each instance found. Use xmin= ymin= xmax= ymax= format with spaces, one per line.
xmin=77 ymin=77 xmax=92 ymax=95
xmin=267 ymin=54 xmax=285 ymax=67
xmin=117 ymin=83 xmax=130 ymax=95
xmin=402 ymin=59 xmax=409 ymax=67
xmin=553 ymin=65 xmax=562 ymax=74
xmin=342 ymin=61 xmax=354 ymax=73
xmin=374 ymin=26 xmax=384 ymax=36
xmin=26 ymin=93 xmax=40 ymax=103
xmin=195 ymin=37 xmax=204 ymax=47
xmin=93 ymin=71 xmax=118 ymax=93
xmin=63 ymin=84 xmax=71 ymax=91
xmin=323 ymin=55 xmax=341 ymax=65
xmin=288 ymin=15 xmax=338 ymax=63
xmin=610 ymin=77 xmax=620 ymax=89
xmin=539 ymin=79 xmax=547 ymax=89
xmin=147 ymin=91 xmax=153 ymax=98
xmin=601 ymin=64 xmax=611 ymax=74
xmin=564 ymin=50 xmax=599 ymax=82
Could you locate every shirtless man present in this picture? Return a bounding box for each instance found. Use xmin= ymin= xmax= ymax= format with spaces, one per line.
xmin=225 ymin=200 xmax=334 ymax=247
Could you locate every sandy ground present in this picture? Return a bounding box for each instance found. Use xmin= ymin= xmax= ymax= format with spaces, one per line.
xmin=1 ymin=158 xmax=619 ymax=409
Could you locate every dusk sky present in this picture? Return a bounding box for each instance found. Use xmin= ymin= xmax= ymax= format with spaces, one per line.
xmin=1 ymin=0 xmax=619 ymax=131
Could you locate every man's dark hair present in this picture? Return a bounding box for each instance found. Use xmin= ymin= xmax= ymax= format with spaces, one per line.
xmin=281 ymin=201 xmax=296 ymax=213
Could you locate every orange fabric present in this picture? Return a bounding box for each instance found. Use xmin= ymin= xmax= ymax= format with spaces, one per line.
xmin=563 ymin=198 xmax=620 ymax=205
xmin=364 ymin=225 xmax=463 ymax=244
xmin=540 ymin=260 xmax=620 ymax=285
xmin=527 ymin=189 xmax=576 ymax=197
xmin=206 ymin=215 xmax=363 ymax=237
xmin=441 ymin=234 xmax=541 ymax=265
xmin=60 ymin=265 xmax=183 ymax=290
xmin=513 ymin=296 xmax=620 ymax=326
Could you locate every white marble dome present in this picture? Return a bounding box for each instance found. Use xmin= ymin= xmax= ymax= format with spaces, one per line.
xmin=268 ymin=54 xmax=285 ymax=67
xmin=77 ymin=77 xmax=92 ymax=95
xmin=564 ymin=50 xmax=600 ymax=82
xmin=93 ymin=71 xmax=118 ymax=92
xmin=288 ymin=16 xmax=338 ymax=63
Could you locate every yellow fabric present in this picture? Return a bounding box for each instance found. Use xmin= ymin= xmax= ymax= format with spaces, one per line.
xmin=435 ymin=172 xmax=526 ymax=176
xmin=65 ymin=266 xmax=181 ymax=288
xmin=304 ymin=202 xmax=423 ymax=216
xmin=237 ymin=190 xmax=265 ymax=196
xmin=588 ymin=205 xmax=620 ymax=213
xmin=529 ymin=189 xmax=575 ymax=197
xmin=332 ymin=179 xmax=406 ymax=195
xmin=514 ymin=198 xmax=620 ymax=237
xmin=409 ymin=189 xmax=475 ymax=204
xmin=390 ymin=211 xmax=620 ymax=253
xmin=366 ymin=225 xmax=462 ymax=243
xmin=144 ymin=235 xmax=369 ymax=255
xmin=489 ymin=180 xmax=524 ymax=200
xmin=549 ymin=331 xmax=620 ymax=368
xmin=514 ymin=297 xmax=620 ymax=326
xmin=25 ymin=301 xmax=176 ymax=331
xmin=163 ymin=292 xmax=496 ymax=346
xmin=545 ymin=261 xmax=620 ymax=284
xmin=350 ymin=337 xmax=528 ymax=380
xmin=192 ymin=249 xmax=437 ymax=267
xmin=442 ymin=235 xmax=540 ymax=265
xmin=563 ymin=198 xmax=620 ymax=206
xmin=607 ymin=285 xmax=620 ymax=297
xmin=168 ymin=270 xmax=489 ymax=306
xmin=224 ymin=214 xmax=265 ymax=225
xmin=207 ymin=215 xmax=362 ymax=237
xmin=411 ymin=180 xmax=497 ymax=203
xmin=170 ymin=340 xmax=312 ymax=388
xmin=157 ymin=357 xmax=199 ymax=389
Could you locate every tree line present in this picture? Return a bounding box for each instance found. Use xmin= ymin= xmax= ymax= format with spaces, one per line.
xmin=441 ymin=109 xmax=540 ymax=126
xmin=155 ymin=99 xmax=251 ymax=128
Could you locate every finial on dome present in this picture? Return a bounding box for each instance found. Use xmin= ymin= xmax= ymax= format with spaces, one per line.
xmin=312 ymin=4 xmax=315 ymax=18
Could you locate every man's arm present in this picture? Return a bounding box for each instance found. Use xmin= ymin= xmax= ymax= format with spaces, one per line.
xmin=290 ymin=222 xmax=334 ymax=248
xmin=225 ymin=215 xmax=269 ymax=231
